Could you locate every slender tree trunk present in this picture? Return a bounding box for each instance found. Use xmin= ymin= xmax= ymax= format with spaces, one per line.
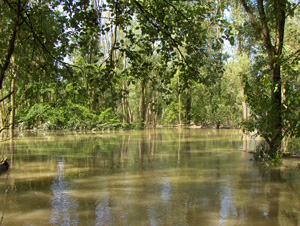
xmin=145 ymin=88 xmax=156 ymax=127
xmin=177 ymin=52 xmax=182 ymax=127
xmin=121 ymin=45 xmax=126 ymax=121
xmin=10 ymin=68 xmax=16 ymax=134
xmin=140 ymin=81 xmax=146 ymax=127
xmin=126 ymin=98 xmax=133 ymax=123
xmin=91 ymin=87 xmax=96 ymax=111
xmin=146 ymin=102 xmax=151 ymax=126
xmin=178 ymin=82 xmax=181 ymax=127
xmin=282 ymin=79 xmax=288 ymax=152
xmin=185 ymin=85 xmax=192 ymax=125
xmin=0 ymin=90 xmax=4 ymax=130
xmin=121 ymin=38 xmax=129 ymax=123
xmin=215 ymin=0 xmax=223 ymax=130
xmin=128 ymin=105 xmax=133 ymax=123
xmin=241 ymin=87 xmax=247 ymax=120
xmin=109 ymin=10 xmax=117 ymax=113
xmin=121 ymin=83 xmax=127 ymax=123
xmin=238 ymin=36 xmax=248 ymax=122
xmin=152 ymin=93 xmax=157 ymax=127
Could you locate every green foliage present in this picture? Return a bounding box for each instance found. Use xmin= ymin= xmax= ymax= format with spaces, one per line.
xmin=99 ymin=108 xmax=117 ymax=123
xmin=160 ymin=102 xmax=179 ymax=125
xmin=16 ymin=102 xmax=130 ymax=130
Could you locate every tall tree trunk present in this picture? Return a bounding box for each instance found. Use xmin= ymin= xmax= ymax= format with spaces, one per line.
xmin=268 ymin=64 xmax=282 ymax=153
xmin=91 ymin=89 xmax=96 ymax=111
xmin=140 ymin=81 xmax=146 ymax=127
xmin=0 ymin=90 xmax=4 ymax=130
xmin=145 ymin=88 xmax=157 ymax=127
xmin=127 ymin=100 xmax=133 ymax=123
xmin=152 ymin=92 xmax=157 ymax=127
xmin=282 ymin=78 xmax=288 ymax=152
xmin=238 ymin=36 xmax=248 ymax=122
xmin=121 ymin=37 xmax=129 ymax=123
xmin=185 ymin=85 xmax=192 ymax=125
xmin=216 ymin=0 xmax=223 ymax=129
xmin=177 ymin=52 xmax=182 ymax=127
xmin=121 ymin=83 xmax=127 ymax=123
xmin=241 ymin=87 xmax=247 ymax=121
xmin=178 ymin=77 xmax=181 ymax=127
xmin=266 ymin=0 xmax=285 ymax=153
xmin=10 ymin=66 xmax=16 ymax=135
xmin=109 ymin=9 xmax=118 ymax=113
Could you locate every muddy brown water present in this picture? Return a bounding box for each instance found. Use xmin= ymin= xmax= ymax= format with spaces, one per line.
xmin=0 ymin=129 xmax=299 ymax=226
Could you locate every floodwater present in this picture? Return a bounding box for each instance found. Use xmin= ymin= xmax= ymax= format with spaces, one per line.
xmin=0 ymin=129 xmax=300 ymax=226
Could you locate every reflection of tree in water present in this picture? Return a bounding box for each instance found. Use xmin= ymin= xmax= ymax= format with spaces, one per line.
xmin=218 ymin=181 xmax=237 ymax=220
xmin=50 ymin=156 xmax=78 ymax=226
xmin=95 ymin=192 xmax=114 ymax=226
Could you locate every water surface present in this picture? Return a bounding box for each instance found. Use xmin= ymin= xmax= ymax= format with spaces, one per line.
xmin=0 ymin=129 xmax=299 ymax=226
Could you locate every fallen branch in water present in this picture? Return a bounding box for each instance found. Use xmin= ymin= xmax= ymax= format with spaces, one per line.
xmin=282 ymin=152 xmax=300 ymax=158
xmin=243 ymin=150 xmax=256 ymax=154
xmin=243 ymin=150 xmax=300 ymax=158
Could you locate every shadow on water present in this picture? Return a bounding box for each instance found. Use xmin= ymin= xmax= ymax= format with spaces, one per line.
xmin=0 ymin=129 xmax=300 ymax=225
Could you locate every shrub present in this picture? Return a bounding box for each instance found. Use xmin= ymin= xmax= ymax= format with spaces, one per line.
xmin=253 ymin=143 xmax=282 ymax=166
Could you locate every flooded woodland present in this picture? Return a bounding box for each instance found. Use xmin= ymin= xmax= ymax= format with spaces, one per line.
xmin=0 ymin=129 xmax=300 ymax=226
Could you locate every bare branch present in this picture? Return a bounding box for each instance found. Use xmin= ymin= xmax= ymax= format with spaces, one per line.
xmin=0 ymin=91 xmax=15 ymax=103
xmin=285 ymin=2 xmax=300 ymax=18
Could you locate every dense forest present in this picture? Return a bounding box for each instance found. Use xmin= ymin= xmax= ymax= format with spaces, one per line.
xmin=0 ymin=0 xmax=300 ymax=162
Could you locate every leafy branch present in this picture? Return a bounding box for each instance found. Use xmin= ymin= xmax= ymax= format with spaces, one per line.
xmin=132 ymin=0 xmax=198 ymax=73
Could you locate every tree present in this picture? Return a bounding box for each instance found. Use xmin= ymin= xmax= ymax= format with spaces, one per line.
xmin=240 ymin=0 xmax=288 ymax=155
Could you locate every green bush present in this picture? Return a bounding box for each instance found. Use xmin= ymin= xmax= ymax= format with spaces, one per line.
xmin=253 ymin=143 xmax=282 ymax=166
xmin=16 ymin=103 xmax=132 ymax=130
